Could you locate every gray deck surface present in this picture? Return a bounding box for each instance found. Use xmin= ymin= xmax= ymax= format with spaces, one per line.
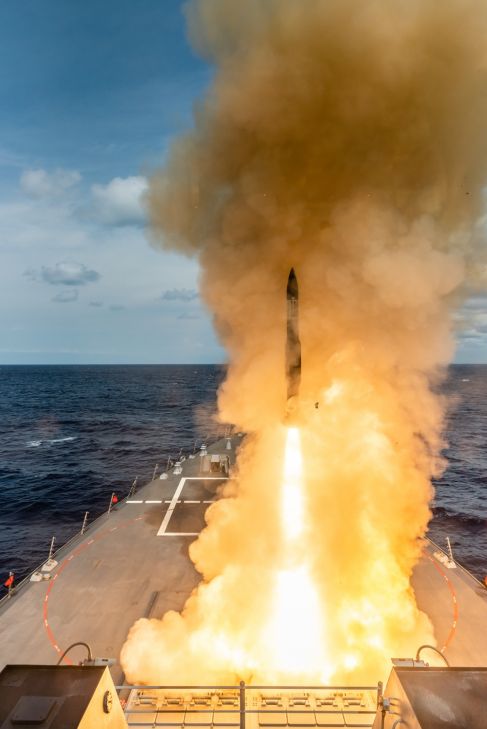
xmin=0 ymin=433 xmax=486 ymax=684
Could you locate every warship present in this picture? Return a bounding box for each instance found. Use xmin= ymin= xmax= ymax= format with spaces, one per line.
xmin=1 ymin=271 xmax=487 ymax=728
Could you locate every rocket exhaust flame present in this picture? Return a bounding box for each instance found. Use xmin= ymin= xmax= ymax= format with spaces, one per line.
xmin=281 ymin=426 xmax=303 ymax=540
xmin=270 ymin=427 xmax=330 ymax=680
xmin=121 ymin=0 xmax=487 ymax=685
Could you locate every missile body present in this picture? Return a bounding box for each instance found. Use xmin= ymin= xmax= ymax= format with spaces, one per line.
xmin=286 ymin=268 xmax=301 ymax=403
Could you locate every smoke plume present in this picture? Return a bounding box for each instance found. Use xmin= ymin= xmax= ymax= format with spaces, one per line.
xmin=121 ymin=0 xmax=487 ymax=683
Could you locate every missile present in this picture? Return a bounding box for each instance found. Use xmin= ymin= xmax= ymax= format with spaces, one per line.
xmin=286 ymin=267 xmax=301 ymax=405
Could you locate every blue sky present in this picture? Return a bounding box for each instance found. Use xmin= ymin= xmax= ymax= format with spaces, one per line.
xmin=0 ymin=0 xmax=224 ymax=364
xmin=0 ymin=1 xmax=484 ymax=364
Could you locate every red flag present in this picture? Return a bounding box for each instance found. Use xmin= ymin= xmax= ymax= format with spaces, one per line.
xmin=4 ymin=574 xmax=13 ymax=588
xmin=112 ymin=494 xmax=118 ymax=504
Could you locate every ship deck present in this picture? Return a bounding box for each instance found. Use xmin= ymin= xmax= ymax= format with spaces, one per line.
xmin=1 ymin=434 xmax=487 ymax=686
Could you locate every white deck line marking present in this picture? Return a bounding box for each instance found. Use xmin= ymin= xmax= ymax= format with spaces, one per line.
xmin=127 ymin=500 xmax=143 ymax=504
xmin=203 ymin=500 xmax=215 ymax=504
xmin=54 ymin=644 xmax=60 ymax=652
xmin=44 ymin=619 xmax=48 ymax=627
xmin=157 ymin=477 xmax=187 ymax=536
xmin=184 ymin=500 xmax=200 ymax=504
xmin=146 ymin=500 xmax=162 ymax=504
xmin=164 ymin=500 xmax=182 ymax=504
xmin=87 ymin=539 xmax=94 ymax=545
xmin=164 ymin=532 xmax=199 ymax=537
xmin=67 ymin=555 xmax=74 ymax=561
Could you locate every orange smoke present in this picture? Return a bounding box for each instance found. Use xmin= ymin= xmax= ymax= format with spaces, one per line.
xmin=121 ymin=0 xmax=487 ymax=684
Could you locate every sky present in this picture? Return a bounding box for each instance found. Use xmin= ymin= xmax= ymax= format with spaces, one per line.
xmin=0 ymin=0 xmax=484 ymax=364
xmin=0 ymin=0 xmax=224 ymax=364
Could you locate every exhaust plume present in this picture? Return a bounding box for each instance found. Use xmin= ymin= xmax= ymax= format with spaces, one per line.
xmin=121 ymin=0 xmax=487 ymax=684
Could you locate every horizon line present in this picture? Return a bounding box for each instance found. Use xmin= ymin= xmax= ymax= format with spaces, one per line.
xmin=0 ymin=362 xmax=482 ymax=367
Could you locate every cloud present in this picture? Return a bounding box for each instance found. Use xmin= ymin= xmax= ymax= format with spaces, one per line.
xmin=20 ymin=168 xmax=81 ymax=198
xmin=460 ymin=295 xmax=487 ymax=315
xmin=161 ymin=288 xmax=199 ymax=302
xmin=91 ymin=176 xmax=148 ymax=225
xmin=52 ymin=289 xmax=78 ymax=303
xmin=89 ymin=301 xmax=103 ymax=307
xmin=26 ymin=262 xmax=100 ymax=286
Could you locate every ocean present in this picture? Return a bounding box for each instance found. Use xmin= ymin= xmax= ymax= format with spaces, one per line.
xmin=0 ymin=364 xmax=485 ymax=586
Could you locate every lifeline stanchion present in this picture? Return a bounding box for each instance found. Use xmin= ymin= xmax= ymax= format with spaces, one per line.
xmin=152 ymin=463 xmax=159 ymax=480
xmin=81 ymin=511 xmax=89 ymax=535
xmin=42 ymin=536 xmax=58 ymax=572
xmin=108 ymin=492 xmax=117 ymax=515
xmin=129 ymin=477 xmax=138 ymax=497
xmin=446 ymin=536 xmax=454 ymax=563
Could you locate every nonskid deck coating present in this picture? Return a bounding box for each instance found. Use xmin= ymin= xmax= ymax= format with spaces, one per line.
xmin=0 ymin=437 xmax=236 ymax=682
xmin=0 ymin=434 xmax=486 ymax=684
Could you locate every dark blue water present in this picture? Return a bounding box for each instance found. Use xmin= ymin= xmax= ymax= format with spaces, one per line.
xmin=0 ymin=365 xmax=225 ymax=583
xmin=0 ymin=364 xmax=486 ymax=585
xmin=430 ymin=364 xmax=487 ymax=579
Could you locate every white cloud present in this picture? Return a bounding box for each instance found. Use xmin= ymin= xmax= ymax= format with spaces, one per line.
xmin=0 ymin=169 xmax=223 ymax=364
xmin=161 ymin=288 xmax=199 ymax=302
xmin=20 ymin=168 xmax=81 ymax=198
xmin=26 ymin=262 xmax=100 ymax=286
xmin=91 ymin=175 xmax=148 ymax=225
xmin=52 ymin=289 xmax=78 ymax=303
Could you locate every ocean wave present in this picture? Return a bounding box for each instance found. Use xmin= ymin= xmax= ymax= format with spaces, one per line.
xmin=2 ymin=364 xmax=224 ymax=582
xmin=26 ymin=436 xmax=76 ymax=448
xmin=432 ymin=505 xmax=487 ymax=529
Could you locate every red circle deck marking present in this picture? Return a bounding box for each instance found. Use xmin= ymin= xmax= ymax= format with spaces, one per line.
xmin=45 ymin=528 xmax=460 ymax=667
xmin=426 ymin=554 xmax=459 ymax=653
xmin=43 ymin=515 xmax=143 ymax=664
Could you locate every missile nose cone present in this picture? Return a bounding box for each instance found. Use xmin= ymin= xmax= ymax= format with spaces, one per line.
xmin=287 ymin=268 xmax=298 ymax=299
